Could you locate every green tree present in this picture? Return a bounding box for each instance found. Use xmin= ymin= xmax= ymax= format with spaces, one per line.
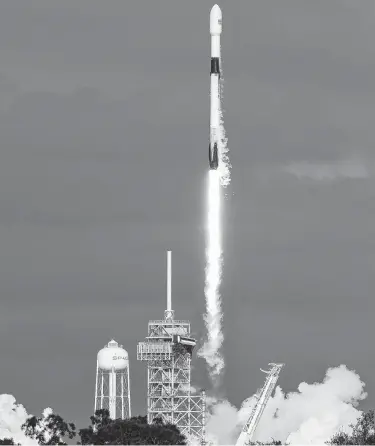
xmin=78 ymin=409 xmax=187 ymax=445
xmin=327 ymin=409 xmax=375 ymax=445
xmin=0 ymin=439 xmax=18 ymax=445
xmin=21 ymin=412 xmax=76 ymax=445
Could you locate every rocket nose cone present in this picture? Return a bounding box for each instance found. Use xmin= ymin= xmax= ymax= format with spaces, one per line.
xmin=210 ymin=4 xmax=222 ymax=35
xmin=210 ymin=4 xmax=222 ymax=19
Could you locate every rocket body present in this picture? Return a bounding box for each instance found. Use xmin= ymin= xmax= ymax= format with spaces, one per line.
xmin=209 ymin=4 xmax=222 ymax=170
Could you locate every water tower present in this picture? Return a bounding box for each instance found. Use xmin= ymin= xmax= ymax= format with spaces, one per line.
xmin=94 ymin=339 xmax=131 ymax=420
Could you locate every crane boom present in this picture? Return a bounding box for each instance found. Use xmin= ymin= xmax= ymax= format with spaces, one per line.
xmin=235 ymin=363 xmax=284 ymax=446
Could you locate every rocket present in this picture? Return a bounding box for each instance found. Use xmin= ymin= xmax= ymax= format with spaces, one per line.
xmin=209 ymin=4 xmax=222 ymax=170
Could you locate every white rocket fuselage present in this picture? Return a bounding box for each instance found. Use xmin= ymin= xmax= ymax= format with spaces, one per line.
xmin=209 ymin=4 xmax=222 ymax=170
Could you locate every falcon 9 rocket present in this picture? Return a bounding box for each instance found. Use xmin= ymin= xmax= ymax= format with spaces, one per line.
xmin=208 ymin=4 xmax=222 ymax=170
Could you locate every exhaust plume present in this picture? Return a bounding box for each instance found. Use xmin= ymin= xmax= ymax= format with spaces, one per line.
xmin=205 ymin=365 xmax=366 ymax=445
xmin=198 ymin=169 xmax=224 ymax=380
xmin=218 ymin=74 xmax=231 ymax=187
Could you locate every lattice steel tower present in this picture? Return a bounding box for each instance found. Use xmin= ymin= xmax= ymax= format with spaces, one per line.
xmin=137 ymin=251 xmax=206 ymax=442
xmin=95 ymin=339 xmax=131 ymax=420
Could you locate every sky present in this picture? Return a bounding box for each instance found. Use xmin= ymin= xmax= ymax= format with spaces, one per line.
xmin=1 ymin=0 xmax=375 ymax=432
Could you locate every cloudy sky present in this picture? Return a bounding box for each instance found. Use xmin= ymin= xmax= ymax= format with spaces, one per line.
xmin=1 ymin=0 xmax=375 ymax=430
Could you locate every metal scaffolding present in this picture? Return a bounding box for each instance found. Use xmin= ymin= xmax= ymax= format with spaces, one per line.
xmin=137 ymin=252 xmax=205 ymax=442
xmin=138 ymin=319 xmax=205 ymax=441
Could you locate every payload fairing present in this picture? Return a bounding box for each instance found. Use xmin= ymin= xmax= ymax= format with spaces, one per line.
xmin=209 ymin=4 xmax=222 ymax=170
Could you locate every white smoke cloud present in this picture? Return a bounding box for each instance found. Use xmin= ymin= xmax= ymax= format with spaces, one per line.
xmin=205 ymin=365 xmax=367 ymax=445
xmin=181 ymin=384 xmax=199 ymax=394
xmin=0 ymin=395 xmax=55 ymax=445
xmin=205 ymin=398 xmax=239 ymax=445
xmin=218 ymin=99 xmax=231 ymax=187
xmin=283 ymin=157 xmax=369 ymax=182
xmin=0 ymin=394 xmax=37 ymax=444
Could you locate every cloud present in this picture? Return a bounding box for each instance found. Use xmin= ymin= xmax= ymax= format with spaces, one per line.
xmin=282 ymin=157 xmax=369 ymax=182
xmin=0 ymin=394 xmax=64 ymax=445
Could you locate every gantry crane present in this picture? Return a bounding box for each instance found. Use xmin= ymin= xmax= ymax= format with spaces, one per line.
xmin=236 ymin=363 xmax=284 ymax=446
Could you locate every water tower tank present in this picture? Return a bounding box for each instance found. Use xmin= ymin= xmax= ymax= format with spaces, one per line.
xmin=95 ymin=339 xmax=131 ymax=420
xmin=97 ymin=339 xmax=129 ymax=371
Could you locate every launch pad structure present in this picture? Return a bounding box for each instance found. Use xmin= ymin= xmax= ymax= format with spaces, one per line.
xmin=137 ymin=251 xmax=206 ymax=442
xmin=236 ymin=363 xmax=284 ymax=446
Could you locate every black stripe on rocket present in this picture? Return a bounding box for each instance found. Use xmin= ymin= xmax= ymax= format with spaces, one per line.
xmin=209 ymin=142 xmax=219 ymax=170
xmin=210 ymin=57 xmax=220 ymax=76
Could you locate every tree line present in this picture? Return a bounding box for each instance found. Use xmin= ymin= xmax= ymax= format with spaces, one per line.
xmin=1 ymin=407 xmax=375 ymax=445
xmin=0 ymin=409 xmax=187 ymax=445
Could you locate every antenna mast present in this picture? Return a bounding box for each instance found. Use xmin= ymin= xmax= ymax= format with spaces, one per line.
xmin=165 ymin=250 xmax=174 ymax=321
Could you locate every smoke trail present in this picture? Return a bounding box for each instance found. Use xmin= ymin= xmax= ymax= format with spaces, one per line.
xmin=218 ymin=69 xmax=231 ymax=188
xmin=205 ymin=365 xmax=366 ymax=445
xmin=198 ymin=169 xmax=224 ymax=379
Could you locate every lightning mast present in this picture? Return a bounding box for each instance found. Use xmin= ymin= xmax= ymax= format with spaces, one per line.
xmin=236 ymin=363 xmax=284 ymax=446
xmin=137 ymin=251 xmax=206 ymax=442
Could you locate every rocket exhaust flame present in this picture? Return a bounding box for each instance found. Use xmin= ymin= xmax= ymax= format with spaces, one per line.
xmin=199 ymin=169 xmax=224 ymax=379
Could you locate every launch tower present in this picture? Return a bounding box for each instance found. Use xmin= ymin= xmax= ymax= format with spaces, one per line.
xmin=137 ymin=251 xmax=206 ymax=442
xmin=95 ymin=340 xmax=131 ymax=420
